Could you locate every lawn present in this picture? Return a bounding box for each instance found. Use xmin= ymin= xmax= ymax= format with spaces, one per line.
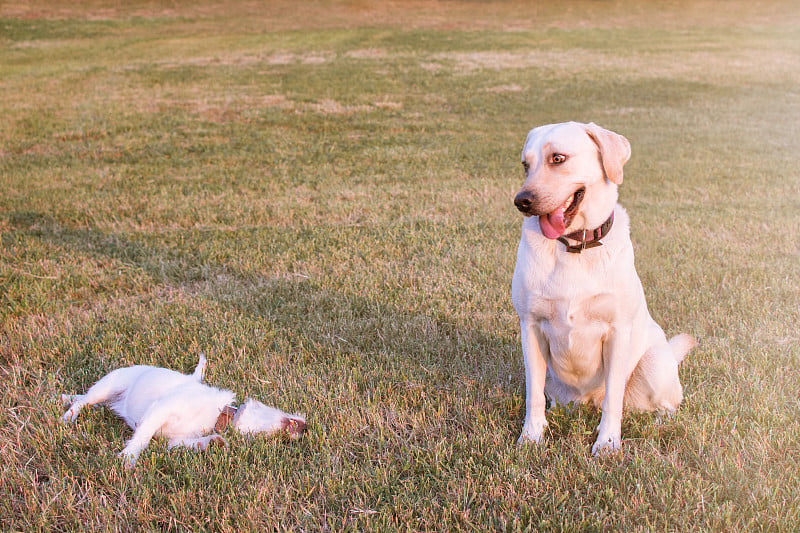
xmin=1 ymin=0 xmax=799 ymax=530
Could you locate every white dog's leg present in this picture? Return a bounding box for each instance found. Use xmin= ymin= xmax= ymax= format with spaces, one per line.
xmin=61 ymin=394 xmax=79 ymax=407
xmin=518 ymin=321 xmax=549 ymax=444
xmin=168 ymin=434 xmax=226 ymax=451
xmin=60 ymin=366 xmax=143 ymax=423
xmin=118 ymin=401 xmax=177 ymax=468
xmin=593 ymin=326 xmax=632 ymax=456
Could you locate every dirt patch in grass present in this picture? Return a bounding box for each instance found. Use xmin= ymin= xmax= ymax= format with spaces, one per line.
xmin=484 ymin=84 xmax=523 ymax=94
xmin=346 ymin=49 xmax=387 ymax=60
xmin=153 ymin=51 xmax=335 ymax=69
xmin=100 ymin=87 xmax=402 ymax=120
xmin=429 ymin=48 xmax=798 ymax=86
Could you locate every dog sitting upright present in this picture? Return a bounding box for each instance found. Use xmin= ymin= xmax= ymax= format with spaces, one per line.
xmin=61 ymin=354 xmax=306 ymax=467
xmin=511 ymin=121 xmax=695 ymax=455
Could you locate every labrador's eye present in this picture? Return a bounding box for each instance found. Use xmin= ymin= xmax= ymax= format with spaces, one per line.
xmin=552 ymin=154 xmax=566 ymax=164
xmin=522 ymin=161 xmax=530 ymax=172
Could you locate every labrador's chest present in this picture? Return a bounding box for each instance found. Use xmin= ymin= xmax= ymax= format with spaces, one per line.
xmin=512 ymin=219 xmax=631 ymax=389
xmin=534 ymin=291 xmax=615 ymax=387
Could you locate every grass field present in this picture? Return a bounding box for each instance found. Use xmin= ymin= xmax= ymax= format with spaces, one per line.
xmin=2 ymin=0 xmax=799 ymax=530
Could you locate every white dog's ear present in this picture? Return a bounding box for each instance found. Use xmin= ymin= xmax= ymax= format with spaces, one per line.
xmin=584 ymin=123 xmax=631 ymax=185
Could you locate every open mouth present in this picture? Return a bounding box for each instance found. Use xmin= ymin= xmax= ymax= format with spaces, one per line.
xmin=539 ymin=187 xmax=585 ymax=239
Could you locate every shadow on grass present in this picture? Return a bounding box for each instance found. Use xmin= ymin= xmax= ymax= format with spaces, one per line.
xmin=8 ymin=210 xmax=528 ymax=431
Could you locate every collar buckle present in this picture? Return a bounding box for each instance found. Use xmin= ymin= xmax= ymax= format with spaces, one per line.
xmin=557 ymin=212 xmax=614 ymax=254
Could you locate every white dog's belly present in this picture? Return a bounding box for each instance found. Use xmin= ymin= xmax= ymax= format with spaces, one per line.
xmin=155 ymin=384 xmax=233 ymax=438
xmin=110 ymin=368 xmax=192 ymax=427
xmin=110 ymin=368 xmax=230 ymax=433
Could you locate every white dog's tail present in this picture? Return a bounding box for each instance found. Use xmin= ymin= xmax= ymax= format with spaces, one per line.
xmin=193 ymin=353 xmax=207 ymax=381
xmin=668 ymin=334 xmax=696 ymax=363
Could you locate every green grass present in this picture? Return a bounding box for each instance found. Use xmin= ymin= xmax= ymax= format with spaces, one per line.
xmin=2 ymin=0 xmax=799 ymax=530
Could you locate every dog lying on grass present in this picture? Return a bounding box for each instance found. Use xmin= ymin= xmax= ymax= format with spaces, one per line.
xmin=61 ymin=354 xmax=306 ymax=468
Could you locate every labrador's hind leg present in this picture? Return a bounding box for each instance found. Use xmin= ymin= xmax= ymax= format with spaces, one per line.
xmin=624 ymin=331 xmax=691 ymax=413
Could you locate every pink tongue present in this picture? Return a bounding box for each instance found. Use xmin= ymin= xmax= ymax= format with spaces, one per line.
xmin=539 ymin=207 xmax=566 ymax=239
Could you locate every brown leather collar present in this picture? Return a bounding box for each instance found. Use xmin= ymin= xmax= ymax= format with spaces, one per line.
xmin=557 ymin=212 xmax=614 ymax=253
xmin=214 ymin=405 xmax=238 ymax=432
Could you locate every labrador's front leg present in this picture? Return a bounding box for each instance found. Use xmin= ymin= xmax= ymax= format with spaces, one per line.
xmin=518 ymin=320 xmax=549 ymax=444
xmin=593 ymin=324 xmax=632 ymax=456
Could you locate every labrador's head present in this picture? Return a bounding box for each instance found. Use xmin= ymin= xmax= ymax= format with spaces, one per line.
xmin=514 ymin=122 xmax=630 ymax=239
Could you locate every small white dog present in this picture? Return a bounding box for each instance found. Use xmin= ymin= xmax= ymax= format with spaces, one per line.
xmin=512 ymin=121 xmax=695 ymax=455
xmin=61 ymin=354 xmax=306 ymax=467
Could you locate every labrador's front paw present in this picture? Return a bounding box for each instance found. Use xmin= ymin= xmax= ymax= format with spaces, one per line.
xmin=518 ymin=417 xmax=548 ymax=445
xmin=591 ymin=430 xmax=621 ymax=456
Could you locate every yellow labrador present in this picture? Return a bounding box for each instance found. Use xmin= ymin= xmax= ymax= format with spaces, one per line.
xmin=511 ymin=121 xmax=694 ymax=455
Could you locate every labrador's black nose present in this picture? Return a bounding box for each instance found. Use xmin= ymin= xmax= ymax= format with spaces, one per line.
xmin=514 ymin=190 xmax=536 ymax=214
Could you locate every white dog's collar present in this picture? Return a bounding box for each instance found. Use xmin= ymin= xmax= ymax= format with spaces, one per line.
xmin=214 ymin=404 xmax=239 ymax=432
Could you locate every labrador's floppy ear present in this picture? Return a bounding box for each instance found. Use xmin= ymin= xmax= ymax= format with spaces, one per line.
xmin=583 ymin=122 xmax=631 ymax=185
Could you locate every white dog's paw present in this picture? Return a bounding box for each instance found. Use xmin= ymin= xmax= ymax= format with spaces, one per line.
xmin=591 ymin=431 xmax=621 ymax=456
xmin=517 ymin=417 xmax=548 ymax=445
xmin=119 ymin=444 xmax=142 ymax=469
xmin=191 ymin=434 xmax=227 ymax=450
xmin=59 ymin=395 xmax=85 ymax=423
xmin=119 ymin=452 xmax=138 ymax=469
xmin=206 ymin=434 xmax=227 ymax=449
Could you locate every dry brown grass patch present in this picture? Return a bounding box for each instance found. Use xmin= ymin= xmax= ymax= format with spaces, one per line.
xmin=4 ymin=0 xmax=798 ymax=30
